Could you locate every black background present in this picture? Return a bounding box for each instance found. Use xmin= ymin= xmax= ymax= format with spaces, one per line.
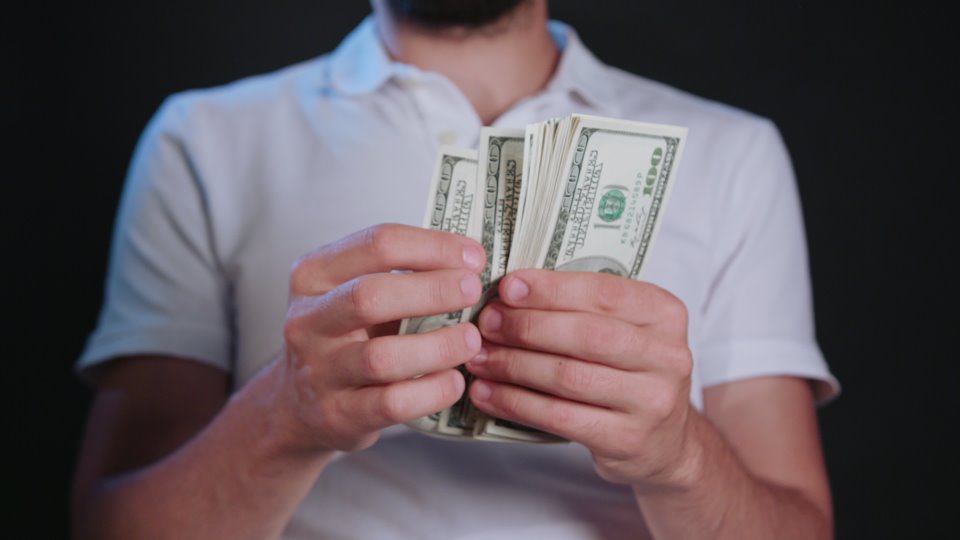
xmin=5 ymin=1 xmax=956 ymax=538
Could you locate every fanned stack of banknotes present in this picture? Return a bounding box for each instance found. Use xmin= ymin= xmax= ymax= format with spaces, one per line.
xmin=400 ymin=114 xmax=687 ymax=443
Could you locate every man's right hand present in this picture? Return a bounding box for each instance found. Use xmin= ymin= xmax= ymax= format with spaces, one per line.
xmin=72 ymin=223 xmax=484 ymax=540
xmin=274 ymin=223 xmax=485 ymax=454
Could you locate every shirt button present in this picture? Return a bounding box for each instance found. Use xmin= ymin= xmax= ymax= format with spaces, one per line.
xmin=438 ymin=131 xmax=458 ymax=145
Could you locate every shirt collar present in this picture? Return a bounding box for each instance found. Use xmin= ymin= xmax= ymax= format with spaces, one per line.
xmin=325 ymin=17 xmax=405 ymax=95
xmin=324 ymin=17 xmax=619 ymax=115
xmin=543 ymin=21 xmax=620 ymax=115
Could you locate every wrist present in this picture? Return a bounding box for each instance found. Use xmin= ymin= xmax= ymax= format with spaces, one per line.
xmin=670 ymin=412 xmax=709 ymax=490
xmin=635 ymin=408 xmax=708 ymax=496
xmin=234 ymin=357 xmax=336 ymax=472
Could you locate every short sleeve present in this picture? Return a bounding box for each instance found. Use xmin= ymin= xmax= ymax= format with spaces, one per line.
xmin=697 ymin=120 xmax=839 ymax=403
xmin=76 ymin=96 xmax=232 ymax=381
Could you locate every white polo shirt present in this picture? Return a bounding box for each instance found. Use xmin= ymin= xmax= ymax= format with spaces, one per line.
xmin=79 ymin=18 xmax=838 ymax=539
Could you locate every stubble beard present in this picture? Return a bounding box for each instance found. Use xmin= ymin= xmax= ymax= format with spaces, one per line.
xmin=384 ymin=0 xmax=530 ymax=30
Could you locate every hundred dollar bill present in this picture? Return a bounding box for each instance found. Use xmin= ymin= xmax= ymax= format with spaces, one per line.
xmin=540 ymin=115 xmax=686 ymax=277
xmin=401 ymin=147 xmax=479 ymax=436
xmin=482 ymin=128 xmax=525 ymax=285
xmin=441 ymin=128 xmax=526 ymax=435
xmin=507 ymin=118 xmax=576 ymax=272
xmin=480 ymin=115 xmax=687 ymax=442
xmin=470 ymin=128 xmax=567 ymax=443
xmin=399 ymin=147 xmax=479 ymax=337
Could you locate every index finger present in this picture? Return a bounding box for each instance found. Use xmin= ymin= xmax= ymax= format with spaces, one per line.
xmin=496 ymin=269 xmax=686 ymax=329
xmin=292 ymin=223 xmax=486 ymax=295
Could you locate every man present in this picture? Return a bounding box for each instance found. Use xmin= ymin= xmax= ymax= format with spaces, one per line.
xmin=72 ymin=1 xmax=839 ymax=538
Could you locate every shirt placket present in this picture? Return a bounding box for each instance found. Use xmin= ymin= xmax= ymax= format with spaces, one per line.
xmin=493 ymin=91 xmax=573 ymax=128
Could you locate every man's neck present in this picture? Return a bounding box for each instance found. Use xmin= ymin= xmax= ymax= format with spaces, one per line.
xmin=373 ymin=1 xmax=559 ymax=125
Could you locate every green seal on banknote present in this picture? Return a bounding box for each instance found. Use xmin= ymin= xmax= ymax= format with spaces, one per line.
xmin=597 ymin=188 xmax=626 ymax=222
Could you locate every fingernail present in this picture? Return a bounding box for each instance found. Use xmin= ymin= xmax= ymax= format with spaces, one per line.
xmin=472 ymin=380 xmax=492 ymax=402
xmin=460 ymin=274 xmax=480 ymax=298
xmin=503 ymin=277 xmax=530 ymax=301
xmin=463 ymin=326 xmax=481 ymax=352
xmin=480 ymin=307 xmax=502 ymax=333
xmin=469 ymin=346 xmax=488 ymax=365
xmin=463 ymin=244 xmax=485 ymax=270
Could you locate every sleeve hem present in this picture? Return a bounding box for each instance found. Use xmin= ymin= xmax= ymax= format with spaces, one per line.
xmin=75 ymin=323 xmax=231 ymax=385
xmin=697 ymin=339 xmax=840 ymax=405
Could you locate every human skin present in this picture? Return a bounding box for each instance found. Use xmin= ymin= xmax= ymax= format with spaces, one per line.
xmin=467 ymin=271 xmax=833 ymax=538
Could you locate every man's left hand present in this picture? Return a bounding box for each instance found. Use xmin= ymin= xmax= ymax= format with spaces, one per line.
xmin=467 ymin=269 xmax=702 ymax=490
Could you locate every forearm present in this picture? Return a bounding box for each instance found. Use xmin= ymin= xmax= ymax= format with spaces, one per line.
xmin=634 ymin=410 xmax=832 ymax=540
xmin=75 ymin=364 xmax=333 ymax=540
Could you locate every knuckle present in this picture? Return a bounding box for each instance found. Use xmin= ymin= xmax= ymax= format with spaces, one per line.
xmin=282 ymin=313 xmax=309 ymax=347
xmin=661 ymin=290 xmax=689 ymax=327
xmin=671 ymin=347 xmax=694 ymax=379
xmin=497 ymin=389 xmax=524 ymax=418
xmin=497 ymin=348 xmax=522 ymax=380
xmin=487 ymin=348 xmax=521 ymax=384
xmin=510 ymin=311 xmax=537 ymax=346
xmin=580 ymin=411 xmax=613 ymax=445
xmin=364 ymin=224 xmax=399 ymax=261
xmin=378 ymin=386 xmax=410 ymax=424
xmin=429 ymin=274 xmax=452 ymax=307
xmin=288 ymin=254 xmax=311 ymax=293
xmin=624 ymin=432 xmax=645 ymax=455
xmin=592 ymin=370 xmax=623 ymax=400
xmin=360 ymin=341 xmax=394 ymax=382
xmin=289 ymin=246 xmax=335 ymax=295
xmin=348 ymin=277 xmax=380 ymax=321
xmin=556 ymin=361 xmax=593 ymax=396
xmin=646 ymin=385 xmax=677 ymax=421
xmin=592 ymin=461 xmax=620 ymax=483
xmin=580 ymin=417 xmax=613 ymax=450
xmin=347 ymin=432 xmax=381 ymax=453
xmin=581 ymin=319 xmax=618 ymax=356
xmin=611 ymin=430 xmax=643 ymax=460
xmin=322 ymin=396 xmax=348 ymax=433
xmin=594 ymin=276 xmax=628 ymax=314
xmin=591 ymin=420 xmax=637 ymax=460
xmin=621 ymin=328 xmax=649 ymax=362
xmin=545 ymin=400 xmax=578 ymax=432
